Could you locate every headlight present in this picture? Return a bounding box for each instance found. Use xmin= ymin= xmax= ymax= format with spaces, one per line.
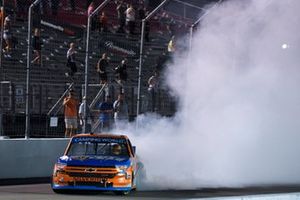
xmin=54 ymin=163 xmax=66 ymax=175
xmin=116 ymin=165 xmax=131 ymax=179
xmin=116 ymin=165 xmax=129 ymax=171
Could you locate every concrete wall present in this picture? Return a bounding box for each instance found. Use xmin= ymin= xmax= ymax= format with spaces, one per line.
xmin=0 ymin=139 xmax=69 ymax=179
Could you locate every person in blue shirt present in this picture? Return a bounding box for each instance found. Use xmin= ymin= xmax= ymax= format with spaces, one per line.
xmin=98 ymin=96 xmax=114 ymax=132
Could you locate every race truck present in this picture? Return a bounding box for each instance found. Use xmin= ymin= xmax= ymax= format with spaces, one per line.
xmin=51 ymin=133 xmax=144 ymax=195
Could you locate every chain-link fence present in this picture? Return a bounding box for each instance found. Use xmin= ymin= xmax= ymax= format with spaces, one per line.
xmin=0 ymin=83 xmax=176 ymax=138
xmin=0 ymin=0 xmax=216 ymax=137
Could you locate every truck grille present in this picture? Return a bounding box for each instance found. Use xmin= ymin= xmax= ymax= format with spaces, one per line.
xmin=68 ymin=181 xmax=113 ymax=187
xmin=67 ymin=172 xmax=116 ymax=178
xmin=65 ymin=166 xmax=118 ymax=179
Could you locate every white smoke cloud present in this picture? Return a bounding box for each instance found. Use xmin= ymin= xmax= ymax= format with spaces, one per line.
xmin=120 ymin=0 xmax=300 ymax=189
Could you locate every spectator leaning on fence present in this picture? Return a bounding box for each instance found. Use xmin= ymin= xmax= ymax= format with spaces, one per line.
xmin=168 ymin=35 xmax=176 ymax=53
xmin=113 ymin=93 xmax=129 ymax=130
xmin=63 ymin=89 xmax=79 ymax=138
xmin=78 ymin=96 xmax=92 ymax=133
xmin=148 ymin=70 xmax=159 ymax=112
xmin=97 ymin=95 xmax=114 ymax=133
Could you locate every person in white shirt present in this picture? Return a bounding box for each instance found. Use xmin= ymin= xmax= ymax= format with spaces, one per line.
xmin=125 ymin=4 xmax=135 ymax=35
xmin=78 ymin=96 xmax=92 ymax=133
xmin=113 ymin=93 xmax=129 ymax=130
xmin=147 ymin=70 xmax=159 ymax=112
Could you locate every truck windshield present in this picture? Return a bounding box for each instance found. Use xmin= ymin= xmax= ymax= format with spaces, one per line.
xmin=66 ymin=141 xmax=129 ymax=157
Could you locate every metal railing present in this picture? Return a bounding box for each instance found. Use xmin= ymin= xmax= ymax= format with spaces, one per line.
xmin=47 ymin=82 xmax=74 ymax=116
xmin=89 ymin=83 xmax=108 ymax=110
xmin=0 ymin=84 xmax=176 ymax=138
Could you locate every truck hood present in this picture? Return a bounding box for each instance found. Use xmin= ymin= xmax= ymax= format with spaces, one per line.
xmin=57 ymin=155 xmax=131 ymax=167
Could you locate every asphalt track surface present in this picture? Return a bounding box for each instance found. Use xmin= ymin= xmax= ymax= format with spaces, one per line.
xmin=0 ymin=184 xmax=300 ymax=200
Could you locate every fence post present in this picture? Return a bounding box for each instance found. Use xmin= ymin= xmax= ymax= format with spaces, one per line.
xmin=0 ymin=6 xmax=4 ymax=74
xmin=25 ymin=0 xmax=42 ymax=139
xmin=83 ymin=0 xmax=111 ymax=133
xmin=137 ymin=0 xmax=169 ymax=118
xmin=0 ymin=105 xmax=3 ymax=136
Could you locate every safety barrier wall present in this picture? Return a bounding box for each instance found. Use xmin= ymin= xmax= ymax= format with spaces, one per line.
xmin=0 ymin=138 xmax=68 ymax=179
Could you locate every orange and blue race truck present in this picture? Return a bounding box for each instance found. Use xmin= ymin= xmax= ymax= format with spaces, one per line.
xmin=51 ymin=133 xmax=144 ymax=195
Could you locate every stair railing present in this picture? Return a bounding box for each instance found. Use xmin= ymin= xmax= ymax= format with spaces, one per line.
xmin=47 ymin=82 xmax=74 ymax=116
xmin=89 ymin=83 xmax=108 ymax=111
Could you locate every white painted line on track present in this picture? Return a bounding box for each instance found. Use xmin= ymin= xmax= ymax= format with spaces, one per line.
xmin=187 ymin=192 xmax=300 ymax=200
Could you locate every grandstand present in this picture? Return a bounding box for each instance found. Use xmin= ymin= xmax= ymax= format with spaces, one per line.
xmin=0 ymin=0 xmax=217 ymax=137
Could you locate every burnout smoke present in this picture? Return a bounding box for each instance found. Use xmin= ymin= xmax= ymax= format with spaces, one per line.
xmin=120 ymin=0 xmax=300 ymax=190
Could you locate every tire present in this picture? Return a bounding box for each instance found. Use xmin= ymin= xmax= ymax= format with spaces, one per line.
xmin=50 ymin=176 xmax=65 ymax=194
xmin=52 ymin=188 xmax=65 ymax=194
xmin=114 ymin=176 xmax=133 ymax=195
xmin=114 ymin=190 xmax=130 ymax=195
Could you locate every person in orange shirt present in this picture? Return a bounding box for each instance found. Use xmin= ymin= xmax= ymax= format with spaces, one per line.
xmin=63 ymin=89 xmax=79 ymax=137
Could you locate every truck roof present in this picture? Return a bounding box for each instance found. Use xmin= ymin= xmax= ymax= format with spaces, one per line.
xmin=72 ymin=133 xmax=129 ymax=140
